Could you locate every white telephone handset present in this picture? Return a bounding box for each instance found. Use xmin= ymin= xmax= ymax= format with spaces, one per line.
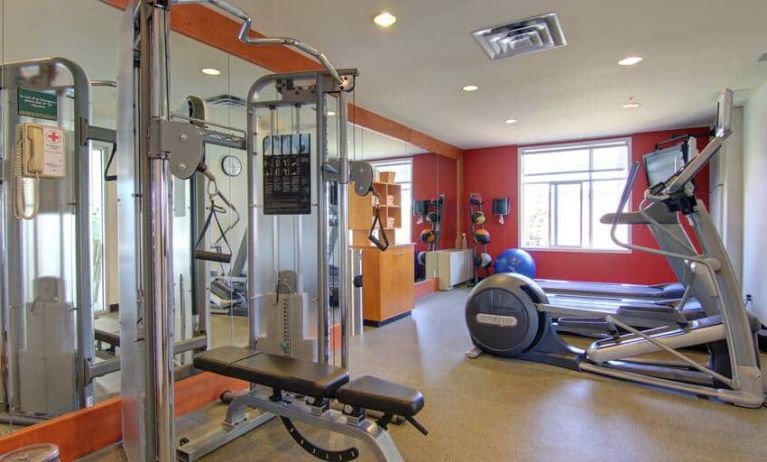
xmin=13 ymin=123 xmax=66 ymax=220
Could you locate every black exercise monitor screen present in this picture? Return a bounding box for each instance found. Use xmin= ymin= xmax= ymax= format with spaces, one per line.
xmin=643 ymin=143 xmax=687 ymax=186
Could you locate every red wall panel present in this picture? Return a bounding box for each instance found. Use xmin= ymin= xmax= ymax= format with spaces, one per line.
xmin=461 ymin=127 xmax=711 ymax=284
xmin=412 ymin=153 xmax=458 ymax=252
xmin=462 ymin=145 xmax=520 ymax=258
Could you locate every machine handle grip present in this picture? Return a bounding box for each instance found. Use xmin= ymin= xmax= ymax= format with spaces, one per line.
xmin=194 ymin=250 xmax=232 ymax=263
xmin=405 ymin=416 xmax=429 ymax=436
xmin=609 ymin=161 xmax=642 ymax=250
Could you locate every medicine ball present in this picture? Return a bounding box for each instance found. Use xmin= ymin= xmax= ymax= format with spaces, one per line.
xmin=417 ymin=251 xmax=427 ymax=266
xmin=475 ymin=252 xmax=493 ymax=268
xmin=471 ymin=211 xmax=485 ymax=225
xmin=473 ymin=228 xmax=491 ymax=244
xmin=495 ymin=248 xmax=536 ymax=278
xmin=420 ymin=229 xmax=437 ymax=243
xmin=427 ymin=212 xmax=441 ymax=223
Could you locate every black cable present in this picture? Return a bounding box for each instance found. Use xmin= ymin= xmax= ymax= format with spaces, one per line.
xmin=104 ymin=143 xmax=117 ymax=182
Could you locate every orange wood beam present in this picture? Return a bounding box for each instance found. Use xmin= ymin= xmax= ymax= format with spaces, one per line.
xmin=101 ymin=0 xmax=463 ymax=160
xmin=349 ymin=105 xmax=462 ymax=160
xmin=0 ymin=373 xmax=248 ymax=460
xmin=0 ymin=398 xmax=122 ymax=461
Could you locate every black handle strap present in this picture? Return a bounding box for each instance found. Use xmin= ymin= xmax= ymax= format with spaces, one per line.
xmin=368 ymin=188 xmax=389 ymax=251
xmin=104 ymin=143 xmax=117 ymax=182
xmin=194 ymin=200 xmax=232 ymax=263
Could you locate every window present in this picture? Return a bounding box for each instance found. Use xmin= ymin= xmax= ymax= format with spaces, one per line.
xmin=89 ymin=146 xmax=108 ymax=312
xmin=520 ymin=139 xmax=630 ymax=251
xmin=370 ymin=159 xmax=412 ymax=244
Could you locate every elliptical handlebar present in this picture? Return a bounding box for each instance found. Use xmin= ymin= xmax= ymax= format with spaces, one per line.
xmin=608 ymin=161 xmax=642 ymax=251
xmin=172 ymin=0 xmax=343 ymax=84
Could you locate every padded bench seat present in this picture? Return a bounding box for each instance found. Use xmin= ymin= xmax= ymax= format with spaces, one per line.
xmin=194 ymin=346 xmax=350 ymax=398
xmin=337 ymin=376 xmax=424 ymax=417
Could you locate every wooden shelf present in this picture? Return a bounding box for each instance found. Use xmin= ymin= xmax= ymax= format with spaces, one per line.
xmin=350 ymin=181 xmax=402 ymax=246
xmin=350 ymin=176 xmax=414 ymax=326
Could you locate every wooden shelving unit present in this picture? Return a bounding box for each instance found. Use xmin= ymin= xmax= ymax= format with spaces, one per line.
xmin=349 ymin=181 xmax=402 ymax=246
xmin=349 ymin=177 xmax=414 ymax=326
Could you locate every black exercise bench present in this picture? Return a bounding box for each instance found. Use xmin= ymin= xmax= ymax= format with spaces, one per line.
xmin=177 ymin=346 xmax=426 ymax=462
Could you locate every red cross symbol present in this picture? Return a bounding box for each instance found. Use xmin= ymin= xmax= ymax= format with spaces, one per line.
xmin=46 ymin=131 xmax=61 ymax=143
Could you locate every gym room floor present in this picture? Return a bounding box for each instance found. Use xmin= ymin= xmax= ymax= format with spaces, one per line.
xmin=87 ymin=288 xmax=767 ymax=462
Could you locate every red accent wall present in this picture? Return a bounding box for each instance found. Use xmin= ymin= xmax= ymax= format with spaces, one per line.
xmin=412 ymin=153 xmax=458 ymax=252
xmin=462 ymin=127 xmax=711 ymax=284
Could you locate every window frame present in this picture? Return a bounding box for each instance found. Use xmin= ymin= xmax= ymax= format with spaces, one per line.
xmin=369 ymin=157 xmax=413 ymax=245
xmin=89 ymin=144 xmax=109 ymax=313
xmin=518 ymin=137 xmax=633 ymax=253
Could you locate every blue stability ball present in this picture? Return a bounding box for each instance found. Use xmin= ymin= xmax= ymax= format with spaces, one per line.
xmin=495 ymin=248 xmax=536 ymax=277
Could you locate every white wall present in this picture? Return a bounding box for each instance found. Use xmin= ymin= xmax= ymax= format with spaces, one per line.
xmin=742 ymin=81 xmax=767 ymax=325
xmin=709 ymin=106 xmax=744 ymax=284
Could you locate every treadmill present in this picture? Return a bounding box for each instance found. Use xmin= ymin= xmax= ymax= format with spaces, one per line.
xmin=545 ymin=137 xmax=712 ymax=336
xmin=537 ymin=136 xmax=698 ymax=302
xmin=537 ymin=279 xmax=685 ymax=299
xmin=548 ymin=293 xmax=705 ymax=336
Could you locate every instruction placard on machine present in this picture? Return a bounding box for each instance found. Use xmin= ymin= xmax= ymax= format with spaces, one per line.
xmin=263 ymin=134 xmax=311 ymax=215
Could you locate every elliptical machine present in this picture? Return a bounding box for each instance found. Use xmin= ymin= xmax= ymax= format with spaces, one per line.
xmin=465 ymin=90 xmax=765 ymax=408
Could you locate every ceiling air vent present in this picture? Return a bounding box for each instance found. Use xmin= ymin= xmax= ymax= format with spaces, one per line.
xmin=472 ymin=12 xmax=566 ymax=60
xmin=205 ymin=94 xmax=247 ymax=108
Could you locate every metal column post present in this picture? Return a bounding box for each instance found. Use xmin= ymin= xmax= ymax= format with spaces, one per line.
xmin=316 ymin=78 xmax=329 ymax=364
xmin=120 ymin=1 xmax=176 ymax=460
xmin=246 ymin=97 xmax=260 ymax=349
xmin=337 ymin=91 xmax=351 ymax=368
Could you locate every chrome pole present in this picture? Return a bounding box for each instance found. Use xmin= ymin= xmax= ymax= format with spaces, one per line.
xmin=294 ymin=106 xmax=304 ymax=293
xmin=0 ymin=65 xmax=21 ymax=416
xmin=316 ymin=77 xmax=329 ymax=364
xmin=247 ymin=94 xmax=260 ymax=350
xmin=138 ymin=1 xmax=175 ymax=459
xmin=0 ymin=86 xmax=8 ymax=412
xmin=350 ymin=248 xmax=364 ymax=337
xmin=269 ymin=108 xmax=278 ymax=290
xmin=337 ymin=91 xmax=351 ymax=369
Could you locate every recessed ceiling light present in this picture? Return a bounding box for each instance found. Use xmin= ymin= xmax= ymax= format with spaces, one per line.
xmin=618 ymin=56 xmax=643 ymax=66
xmin=327 ymin=111 xmax=336 ymax=116
xmin=504 ymin=119 xmax=518 ymax=125
xmin=623 ymin=97 xmax=640 ymax=109
xmin=200 ymin=67 xmax=221 ymax=76
xmin=623 ymin=102 xmax=640 ymax=109
xmin=462 ymin=85 xmax=479 ymax=92
xmin=373 ymin=11 xmax=397 ymax=28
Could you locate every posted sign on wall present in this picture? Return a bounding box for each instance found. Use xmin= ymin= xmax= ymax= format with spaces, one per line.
xmin=18 ymin=88 xmax=58 ymax=121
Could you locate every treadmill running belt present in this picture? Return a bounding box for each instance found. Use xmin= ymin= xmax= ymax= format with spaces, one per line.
xmin=537 ymin=279 xmax=684 ymax=299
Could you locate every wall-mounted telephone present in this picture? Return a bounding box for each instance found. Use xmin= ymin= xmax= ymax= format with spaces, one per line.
xmin=13 ymin=123 xmax=66 ymax=220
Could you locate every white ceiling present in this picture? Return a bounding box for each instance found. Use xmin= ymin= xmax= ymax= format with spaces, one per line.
xmin=0 ymin=0 xmax=423 ymax=159
xmin=3 ymin=0 xmax=767 ymax=152
xmin=237 ymin=0 xmax=767 ymax=148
